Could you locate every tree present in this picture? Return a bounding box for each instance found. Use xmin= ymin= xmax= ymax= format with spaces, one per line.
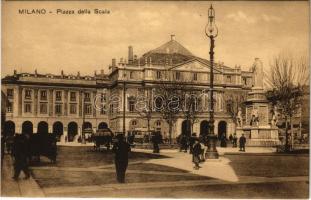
xmin=266 ymin=52 xmax=309 ymax=152
xmin=135 ymin=88 xmax=154 ymax=133
xmin=154 ymin=71 xmax=185 ymax=144
xmin=225 ymin=91 xmax=247 ymax=131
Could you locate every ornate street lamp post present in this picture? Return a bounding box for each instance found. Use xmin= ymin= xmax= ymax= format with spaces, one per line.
xmin=82 ymin=90 xmax=86 ymax=144
xmin=205 ymin=5 xmax=219 ymax=159
xmin=123 ymin=68 xmax=126 ymax=136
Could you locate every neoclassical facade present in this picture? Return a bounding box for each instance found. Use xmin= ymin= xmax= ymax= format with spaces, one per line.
xmin=2 ymin=35 xmax=254 ymax=142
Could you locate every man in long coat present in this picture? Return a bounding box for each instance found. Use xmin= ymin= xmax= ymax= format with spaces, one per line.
xmin=239 ymin=134 xmax=246 ymax=152
xmin=112 ymin=134 xmax=131 ymax=183
xmin=12 ymin=134 xmax=30 ymax=180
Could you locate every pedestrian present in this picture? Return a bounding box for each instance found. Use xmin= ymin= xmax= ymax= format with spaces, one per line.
xmin=199 ymin=139 xmax=205 ymax=162
xmin=12 ymin=134 xmax=30 ymax=181
xmin=239 ymin=134 xmax=246 ymax=152
xmin=1 ymin=135 xmax=5 ymax=166
xmin=232 ymin=134 xmax=238 ymax=148
xmin=179 ymin=134 xmax=188 ymax=153
xmin=229 ymin=134 xmax=233 ymax=143
xmin=151 ymin=132 xmax=160 ymax=153
xmin=192 ymin=139 xmax=202 ymax=170
xmin=112 ymin=134 xmax=131 ymax=183
xmin=220 ymin=134 xmax=227 ymax=147
xmin=189 ymin=133 xmax=196 ymax=154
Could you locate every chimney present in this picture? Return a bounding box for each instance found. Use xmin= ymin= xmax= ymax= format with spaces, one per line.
xmin=171 ymin=34 xmax=175 ymax=41
xmin=14 ymin=69 xmax=17 ymax=75
xmin=101 ymin=69 xmax=104 ymax=75
xmin=94 ymin=70 xmax=97 ymax=76
xmin=35 ymin=69 xmax=38 ymax=75
xmin=61 ymin=70 xmax=64 ymax=77
xmin=112 ymin=58 xmax=116 ymax=67
xmin=77 ymin=71 xmax=80 ymax=78
xmin=120 ymin=58 xmax=124 ymax=65
xmin=128 ymin=46 xmax=133 ymax=64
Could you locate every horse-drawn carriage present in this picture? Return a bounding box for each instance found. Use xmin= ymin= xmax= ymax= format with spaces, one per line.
xmin=91 ymin=128 xmax=114 ymax=151
xmin=27 ymin=133 xmax=57 ymax=164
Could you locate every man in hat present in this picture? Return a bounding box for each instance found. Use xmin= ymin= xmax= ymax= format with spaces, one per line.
xmin=239 ymin=134 xmax=246 ymax=152
xmin=112 ymin=134 xmax=131 ymax=183
xmin=192 ymin=138 xmax=202 ymax=170
xmin=12 ymin=134 xmax=30 ymax=180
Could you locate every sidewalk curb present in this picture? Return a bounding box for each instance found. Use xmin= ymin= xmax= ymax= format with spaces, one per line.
xmin=1 ymin=155 xmax=45 ymax=197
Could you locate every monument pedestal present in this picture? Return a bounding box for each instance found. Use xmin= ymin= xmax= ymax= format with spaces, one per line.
xmin=236 ymin=126 xmax=280 ymax=147
xmin=237 ymin=85 xmax=281 ymax=147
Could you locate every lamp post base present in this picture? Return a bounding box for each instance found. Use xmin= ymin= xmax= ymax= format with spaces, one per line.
xmin=205 ymin=134 xmax=219 ymax=159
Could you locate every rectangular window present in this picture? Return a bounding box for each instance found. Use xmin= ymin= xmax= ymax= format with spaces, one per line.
xmin=70 ymin=92 xmax=76 ymax=102
xmin=55 ymin=104 xmax=62 ymax=114
xmin=25 ymin=90 xmax=32 ymax=99
xmin=84 ymin=104 xmax=92 ymax=115
xmin=40 ymin=103 xmax=48 ymax=114
xmin=7 ymin=89 xmax=13 ymax=99
xmin=156 ymin=71 xmax=161 ymax=79
xmin=56 ymin=91 xmax=62 ymax=101
xmin=40 ymin=90 xmax=47 ymax=100
xmin=130 ymin=71 xmax=134 ymax=79
xmin=129 ymin=100 xmax=135 ymax=112
xmin=24 ymin=103 xmax=32 ymax=113
xmin=69 ymin=104 xmax=77 ymax=114
xmin=176 ymin=72 xmax=181 ymax=80
xmin=226 ymin=75 xmax=232 ymax=83
xmin=7 ymin=102 xmax=13 ymax=113
xmin=84 ymin=93 xmax=90 ymax=102
xmin=193 ymin=73 xmax=198 ymax=81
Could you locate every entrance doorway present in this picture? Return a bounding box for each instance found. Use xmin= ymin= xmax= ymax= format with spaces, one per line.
xmin=4 ymin=121 xmax=15 ymax=137
xmin=181 ymin=120 xmax=191 ymax=136
xmin=218 ymin=121 xmax=227 ymax=139
xmin=22 ymin=121 xmax=33 ymax=136
xmin=38 ymin=121 xmax=49 ymax=134
xmin=53 ymin=121 xmax=63 ymax=142
xmin=200 ymin=120 xmax=209 ymax=136
xmin=68 ymin=122 xmax=78 ymax=142
xmin=98 ymin=122 xmax=108 ymax=129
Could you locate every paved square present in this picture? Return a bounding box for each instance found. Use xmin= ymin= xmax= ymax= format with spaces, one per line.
xmin=2 ymin=146 xmax=309 ymax=198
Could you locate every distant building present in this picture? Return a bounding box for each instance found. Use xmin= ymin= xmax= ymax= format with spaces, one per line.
xmin=2 ymin=35 xmax=255 ymax=142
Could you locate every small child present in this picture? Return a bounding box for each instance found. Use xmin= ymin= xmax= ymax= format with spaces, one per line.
xmin=192 ymin=139 xmax=202 ymax=170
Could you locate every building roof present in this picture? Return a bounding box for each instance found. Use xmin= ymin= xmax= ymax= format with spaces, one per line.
xmin=131 ymin=36 xmax=237 ymax=71
xmin=133 ymin=36 xmax=195 ymax=66
xmin=145 ymin=37 xmax=194 ymax=57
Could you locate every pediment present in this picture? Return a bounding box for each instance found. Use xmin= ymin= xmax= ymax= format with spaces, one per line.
xmin=170 ymin=59 xmax=222 ymax=73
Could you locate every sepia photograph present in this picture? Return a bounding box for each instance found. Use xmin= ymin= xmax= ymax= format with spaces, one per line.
xmin=1 ymin=0 xmax=310 ymax=198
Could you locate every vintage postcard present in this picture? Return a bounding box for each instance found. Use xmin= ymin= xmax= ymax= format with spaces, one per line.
xmin=1 ymin=0 xmax=309 ymax=198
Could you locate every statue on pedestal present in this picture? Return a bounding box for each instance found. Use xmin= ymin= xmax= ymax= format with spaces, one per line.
xmin=250 ymin=58 xmax=264 ymax=88
xmin=237 ymin=107 xmax=243 ymax=127
xmin=271 ymin=105 xmax=279 ymax=127
xmin=250 ymin=107 xmax=259 ymax=126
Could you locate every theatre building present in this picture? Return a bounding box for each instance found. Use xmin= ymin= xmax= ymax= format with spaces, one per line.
xmin=2 ymin=35 xmax=255 ymax=142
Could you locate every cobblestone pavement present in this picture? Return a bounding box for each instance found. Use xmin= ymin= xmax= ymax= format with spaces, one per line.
xmin=1 ymin=146 xmax=309 ymax=198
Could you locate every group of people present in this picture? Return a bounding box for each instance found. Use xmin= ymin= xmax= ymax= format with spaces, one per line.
xmin=177 ymin=133 xmax=205 ymax=170
xmin=229 ymin=133 xmax=246 ymax=152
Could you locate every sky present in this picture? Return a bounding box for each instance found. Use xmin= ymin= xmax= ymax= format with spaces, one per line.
xmin=2 ymin=1 xmax=309 ymax=77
